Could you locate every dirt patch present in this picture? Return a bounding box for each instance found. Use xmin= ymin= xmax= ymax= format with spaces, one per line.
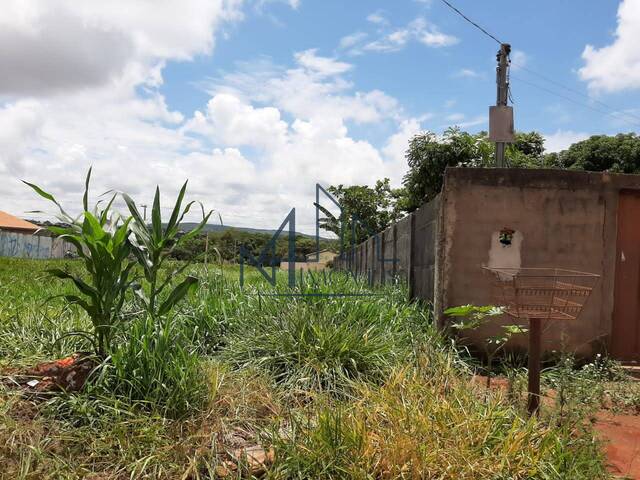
xmin=595 ymin=412 xmax=640 ymax=479
xmin=3 ymin=352 xmax=97 ymax=393
xmin=473 ymin=374 xmax=640 ymax=478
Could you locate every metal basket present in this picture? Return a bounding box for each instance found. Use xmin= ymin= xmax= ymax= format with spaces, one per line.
xmin=483 ymin=267 xmax=600 ymax=320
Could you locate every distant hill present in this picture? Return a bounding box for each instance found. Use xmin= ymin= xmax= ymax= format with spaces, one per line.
xmin=29 ymin=218 xmax=334 ymax=241
xmin=179 ymin=222 xmax=333 ymax=240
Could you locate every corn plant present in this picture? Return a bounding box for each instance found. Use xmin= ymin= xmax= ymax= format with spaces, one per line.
xmin=23 ymin=168 xmax=135 ymax=357
xmin=123 ymin=181 xmax=212 ymax=320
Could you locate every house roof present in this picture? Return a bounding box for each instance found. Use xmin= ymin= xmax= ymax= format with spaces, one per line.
xmin=0 ymin=211 xmax=40 ymax=232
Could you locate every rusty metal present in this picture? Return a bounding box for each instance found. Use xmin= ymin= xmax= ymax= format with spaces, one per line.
xmin=612 ymin=191 xmax=640 ymax=360
xmin=483 ymin=267 xmax=599 ymax=416
xmin=483 ymin=267 xmax=599 ymax=321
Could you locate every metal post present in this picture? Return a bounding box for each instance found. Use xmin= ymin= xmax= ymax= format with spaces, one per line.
xmin=204 ymin=232 xmax=209 ymax=267
xmin=527 ymin=317 xmax=542 ymax=417
xmin=495 ymin=43 xmax=511 ymax=168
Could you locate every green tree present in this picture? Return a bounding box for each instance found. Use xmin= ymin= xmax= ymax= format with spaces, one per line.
xmin=317 ymin=179 xmax=403 ymax=246
xmin=548 ymin=133 xmax=640 ymax=173
xmin=401 ymin=128 xmax=547 ymax=211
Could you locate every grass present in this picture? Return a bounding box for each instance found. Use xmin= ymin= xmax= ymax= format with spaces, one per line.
xmin=0 ymin=257 xmax=617 ymax=478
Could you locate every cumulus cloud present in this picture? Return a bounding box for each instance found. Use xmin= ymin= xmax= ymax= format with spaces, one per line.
xmin=579 ymin=0 xmax=640 ymax=92
xmin=544 ymin=130 xmax=590 ymax=153
xmin=0 ymin=0 xmax=244 ymax=97
xmin=185 ymin=94 xmax=288 ymax=150
xmin=188 ymin=50 xmax=415 ymax=229
xmin=0 ymin=2 xmax=430 ymax=233
xmin=206 ymin=51 xmax=400 ymax=124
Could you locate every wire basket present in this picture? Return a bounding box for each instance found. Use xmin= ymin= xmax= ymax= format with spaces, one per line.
xmin=483 ymin=267 xmax=600 ymax=320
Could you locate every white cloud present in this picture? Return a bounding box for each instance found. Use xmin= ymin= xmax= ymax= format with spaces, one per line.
xmin=185 ymin=93 xmax=288 ymax=150
xmin=544 ymin=130 xmax=590 ymax=153
xmin=419 ymin=27 xmax=458 ymax=47
xmin=367 ymin=11 xmax=388 ymax=25
xmin=510 ymin=49 xmax=528 ymax=70
xmin=0 ymin=2 xmax=434 ymax=233
xmin=363 ymin=17 xmax=458 ymax=53
xmin=206 ymin=52 xmax=400 ymax=125
xmin=382 ymin=119 xmax=423 ymax=185
xmin=294 ymin=49 xmax=352 ymax=77
xmin=454 ymin=68 xmax=481 ymax=78
xmin=0 ymin=0 xmax=244 ymax=96
xmin=339 ymin=32 xmax=368 ymax=50
xmin=439 ymin=115 xmax=485 ymax=130
xmin=579 ymin=0 xmax=640 ymax=92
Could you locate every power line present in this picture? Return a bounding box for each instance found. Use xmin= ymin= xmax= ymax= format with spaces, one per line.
xmin=512 ymin=63 xmax=640 ymax=125
xmin=439 ymin=0 xmax=502 ymax=45
xmin=511 ymin=74 xmax=640 ymax=129
xmin=439 ymin=0 xmax=639 ymax=131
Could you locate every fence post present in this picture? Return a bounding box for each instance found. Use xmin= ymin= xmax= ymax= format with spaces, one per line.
xmin=392 ymin=223 xmax=398 ymax=280
xmin=370 ymin=236 xmax=375 ymax=286
xmin=362 ymin=241 xmax=369 ymax=277
xmin=380 ymin=230 xmax=386 ymax=285
xmin=408 ymin=212 xmax=416 ymax=299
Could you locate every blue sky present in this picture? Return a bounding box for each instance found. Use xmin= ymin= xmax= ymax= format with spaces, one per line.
xmin=162 ymin=0 xmax=636 ymax=147
xmin=1 ymin=0 xmax=638 ymax=231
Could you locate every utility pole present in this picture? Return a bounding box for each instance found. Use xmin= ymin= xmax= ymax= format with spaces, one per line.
xmin=493 ymin=43 xmax=512 ymax=167
xmin=141 ymin=204 xmax=148 ymax=221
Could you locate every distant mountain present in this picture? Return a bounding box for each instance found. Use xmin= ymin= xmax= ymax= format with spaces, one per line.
xmin=179 ymin=222 xmax=332 ymax=240
xmin=29 ymin=218 xmax=334 ymax=241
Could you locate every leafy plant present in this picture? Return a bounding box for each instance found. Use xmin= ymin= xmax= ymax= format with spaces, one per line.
xmin=123 ymin=181 xmax=212 ymax=320
xmin=445 ymin=304 xmax=527 ymax=388
xmin=24 ymin=169 xmax=135 ymax=356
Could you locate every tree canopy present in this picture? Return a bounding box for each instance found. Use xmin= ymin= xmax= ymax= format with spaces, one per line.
xmin=317 ymin=179 xmax=404 ymax=246
xmin=546 ymin=133 xmax=640 ymax=173
xmin=400 ymin=129 xmax=640 ymax=212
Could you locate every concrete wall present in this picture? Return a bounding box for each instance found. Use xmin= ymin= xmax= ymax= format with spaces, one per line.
xmin=334 ymin=167 xmax=640 ymax=358
xmin=438 ymin=168 xmax=640 ymax=357
xmin=333 ymin=195 xmax=441 ymax=303
xmin=0 ymin=230 xmax=75 ymax=259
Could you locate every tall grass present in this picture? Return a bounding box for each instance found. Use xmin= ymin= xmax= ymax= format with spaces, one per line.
xmin=271 ymin=364 xmax=608 ymax=479
xmin=102 ymin=315 xmax=207 ymax=418
xmin=0 ymin=258 xmax=612 ymax=478
xmin=220 ymin=273 xmax=429 ymax=396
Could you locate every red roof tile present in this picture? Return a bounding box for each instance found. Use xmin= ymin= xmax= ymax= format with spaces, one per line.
xmin=0 ymin=211 xmax=40 ymax=232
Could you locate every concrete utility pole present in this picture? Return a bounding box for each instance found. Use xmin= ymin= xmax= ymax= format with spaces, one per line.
xmin=141 ymin=204 xmax=148 ymax=221
xmin=494 ymin=43 xmax=512 ymax=167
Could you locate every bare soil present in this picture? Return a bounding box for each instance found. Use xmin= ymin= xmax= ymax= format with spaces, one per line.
xmin=473 ymin=374 xmax=640 ymax=479
xmin=595 ymin=412 xmax=640 ymax=479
